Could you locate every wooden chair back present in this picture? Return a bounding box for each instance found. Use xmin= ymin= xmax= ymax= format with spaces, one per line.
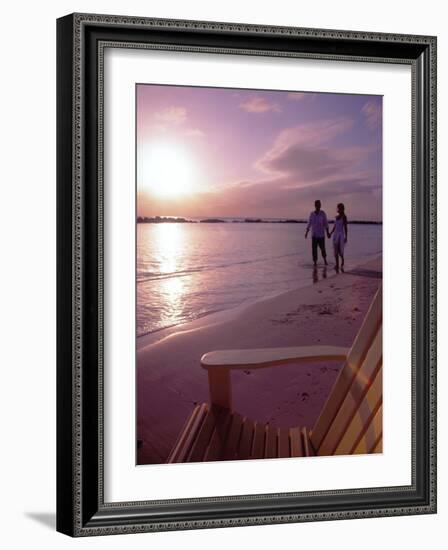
xmin=310 ymin=285 xmax=383 ymax=455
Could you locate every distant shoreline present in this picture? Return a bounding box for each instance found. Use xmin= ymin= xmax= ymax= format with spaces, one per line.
xmin=137 ymin=216 xmax=382 ymax=225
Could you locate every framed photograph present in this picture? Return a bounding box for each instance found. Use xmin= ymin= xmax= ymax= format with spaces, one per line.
xmin=57 ymin=13 xmax=437 ymax=536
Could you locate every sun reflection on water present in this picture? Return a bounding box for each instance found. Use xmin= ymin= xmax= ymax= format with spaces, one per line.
xmin=154 ymin=223 xmax=184 ymax=273
xmin=154 ymin=224 xmax=187 ymax=326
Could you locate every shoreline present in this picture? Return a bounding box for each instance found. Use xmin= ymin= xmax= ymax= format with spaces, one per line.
xmin=137 ymin=255 xmax=382 ymax=464
xmin=137 ymin=253 xmax=382 ymax=350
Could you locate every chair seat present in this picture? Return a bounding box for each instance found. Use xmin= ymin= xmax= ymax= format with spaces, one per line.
xmin=167 ymin=403 xmax=315 ymax=463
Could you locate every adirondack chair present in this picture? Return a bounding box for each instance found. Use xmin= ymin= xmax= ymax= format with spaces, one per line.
xmin=167 ymin=285 xmax=382 ymax=463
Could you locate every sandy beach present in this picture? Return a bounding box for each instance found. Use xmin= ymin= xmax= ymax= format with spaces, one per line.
xmin=137 ymin=256 xmax=382 ymax=464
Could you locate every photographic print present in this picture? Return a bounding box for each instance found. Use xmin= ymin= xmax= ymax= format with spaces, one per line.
xmin=136 ymin=84 xmax=383 ymax=465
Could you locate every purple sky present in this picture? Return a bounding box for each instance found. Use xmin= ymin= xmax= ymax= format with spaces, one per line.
xmin=137 ymin=84 xmax=382 ymax=221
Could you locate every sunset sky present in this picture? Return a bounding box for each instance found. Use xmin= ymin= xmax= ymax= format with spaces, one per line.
xmin=137 ymin=84 xmax=382 ymax=221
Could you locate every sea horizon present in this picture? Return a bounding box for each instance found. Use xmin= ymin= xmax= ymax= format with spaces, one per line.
xmin=137 ymin=214 xmax=382 ymax=224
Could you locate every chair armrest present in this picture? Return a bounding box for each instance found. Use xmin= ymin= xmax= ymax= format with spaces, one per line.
xmin=201 ymin=346 xmax=348 ymax=370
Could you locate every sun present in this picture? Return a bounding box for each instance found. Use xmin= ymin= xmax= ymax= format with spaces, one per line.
xmin=138 ymin=142 xmax=197 ymax=198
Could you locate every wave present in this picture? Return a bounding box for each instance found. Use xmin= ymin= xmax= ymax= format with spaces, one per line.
xmin=137 ymin=305 xmax=236 ymax=338
xmin=136 ymin=252 xmax=301 ymax=284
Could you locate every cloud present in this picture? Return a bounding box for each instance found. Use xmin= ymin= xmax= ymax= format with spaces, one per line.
xmin=263 ymin=118 xmax=353 ymax=154
xmin=184 ymin=128 xmax=205 ymax=138
xmin=260 ymin=145 xmax=371 ymax=184
xmin=226 ymin=117 xmax=382 ymax=218
xmin=362 ymin=99 xmax=382 ymax=130
xmin=255 ymin=118 xmax=357 ymax=180
xmin=197 ymin=117 xmax=381 ymax=217
xmin=148 ymin=107 xmax=205 ymax=138
xmin=287 ymin=92 xmax=307 ymax=101
xmin=154 ymin=106 xmax=187 ymax=125
xmin=239 ymin=96 xmax=281 ymax=113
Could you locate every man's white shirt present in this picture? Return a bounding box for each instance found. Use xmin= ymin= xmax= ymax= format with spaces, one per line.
xmin=306 ymin=210 xmax=329 ymax=238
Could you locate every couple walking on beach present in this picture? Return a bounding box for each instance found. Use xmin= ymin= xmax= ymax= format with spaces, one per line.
xmin=305 ymin=199 xmax=348 ymax=271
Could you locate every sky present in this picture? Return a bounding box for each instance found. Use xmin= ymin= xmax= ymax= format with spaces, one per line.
xmin=136 ymin=84 xmax=382 ymax=221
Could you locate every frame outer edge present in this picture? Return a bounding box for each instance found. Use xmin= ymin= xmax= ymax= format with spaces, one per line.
xmin=60 ymin=13 xmax=437 ymax=536
xmin=428 ymin=35 xmax=437 ymax=513
xmin=56 ymin=13 xmax=76 ymax=537
xmin=73 ymin=12 xmax=84 ymax=537
xmin=72 ymin=11 xmax=435 ymax=44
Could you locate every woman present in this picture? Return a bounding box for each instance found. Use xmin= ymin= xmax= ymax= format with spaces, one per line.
xmin=329 ymin=203 xmax=348 ymax=272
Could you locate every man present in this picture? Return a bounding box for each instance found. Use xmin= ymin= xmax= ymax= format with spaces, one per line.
xmin=305 ymin=200 xmax=330 ymax=266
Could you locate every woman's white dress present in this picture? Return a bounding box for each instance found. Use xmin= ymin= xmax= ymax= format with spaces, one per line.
xmin=333 ymin=216 xmax=346 ymax=256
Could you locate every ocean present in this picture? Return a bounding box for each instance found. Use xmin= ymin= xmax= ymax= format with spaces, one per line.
xmin=137 ymin=222 xmax=382 ymax=337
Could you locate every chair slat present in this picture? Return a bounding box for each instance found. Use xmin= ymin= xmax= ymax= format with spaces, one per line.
xmin=168 ymin=403 xmax=208 ymax=463
xmin=265 ymin=425 xmax=277 ymax=459
xmin=372 ymin=435 xmax=383 ymax=454
xmin=222 ymin=412 xmax=244 ymax=460
xmin=317 ymin=327 xmax=382 ymax=456
xmin=187 ymin=406 xmax=219 ymax=462
xmin=302 ymin=427 xmax=315 ymax=457
xmin=238 ymin=417 xmax=255 ymax=459
xmin=335 ymin=365 xmax=382 ymax=455
xmin=204 ymin=408 xmax=232 ymax=461
xmin=346 ymin=286 xmax=382 ymax=373
xmin=353 ymin=404 xmax=383 ymax=454
xmin=167 ymin=404 xmax=201 ymax=463
xmin=290 ymin=426 xmax=303 ymax=457
xmin=278 ymin=427 xmax=290 ymax=458
xmin=309 ymin=367 xmax=354 ymax=450
xmin=311 ymin=287 xmax=382 ymax=451
xmin=251 ymin=422 xmax=265 ymax=459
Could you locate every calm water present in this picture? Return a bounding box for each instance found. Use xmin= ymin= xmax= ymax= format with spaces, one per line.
xmin=137 ymin=222 xmax=382 ymax=337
